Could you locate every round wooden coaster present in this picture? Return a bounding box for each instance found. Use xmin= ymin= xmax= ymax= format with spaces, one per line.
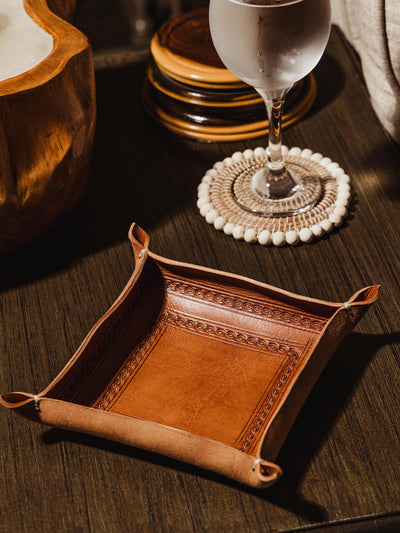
xmin=198 ymin=147 xmax=351 ymax=246
xmin=143 ymin=72 xmax=316 ymax=142
xmin=151 ymin=7 xmax=243 ymax=90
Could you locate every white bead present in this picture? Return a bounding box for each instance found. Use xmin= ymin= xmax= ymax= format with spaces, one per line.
xmin=223 ymin=157 xmax=233 ymax=166
xmin=198 ymin=183 xmax=210 ymax=194
xmin=281 ymin=145 xmax=289 ymax=156
xmin=333 ymin=205 xmax=347 ymax=217
xmin=254 ymin=146 xmax=266 ymax=158
xmin=197 ymin=197 xmax=209 ymax=209
xmin=205 ymin=209 xmax=219 ymax=224
xmin=213 ymin=161 xmax=224 ymax=170
xmin=272 ymin=231 xmax=286 ymax=247
xmin=214 ymin=216 xmax=226 ymax=230
xmin=198 ymin=190 xmax=210 ymax=201
xmin=206 ymin=168 xmax=218 ymax=177
xmin=289 ymin=147 xmax=302 ymax=157
xmin=311 ymin=152 xmax=323 ymax=162
xmin=244 ymin=228 xmax=257 ymax=243
xmin=327 ymin=162 xmax=340 ymax=172
xmin=328 ymin=213 xmax=342 ymax=226
xmin=336 ymin=189 xmax=351 ymax=201
xmin=232 ymin=151 xmax=244 ymax=162
xmin=258 ymin=229 xmax=272 ymax=246
xmin=320 ymin=219 xmax=333 ymax=232
xmin=286 ymin=230 xmax=299 ymax=246
xmin=331 ymin=167 xmax=345 ymax=178
xmin=301 ymin=148 xmax=313 ymax=159
xmin=337 ymin=192 xmax=351 ymax=203
xmin=200 ymin=203 xmax=213 ymax=216
xmin=337 ymin=174 xmax=350 ymax=185
xmin=299 ymin=227 xmax=314 ymax=243
xmin=336 ymin=195 xmax=350 ymax=208
xmin=201 ymin=176 xmax=213 ymax=185
xmin=243 ymin=149 xmax=254 ymax=159
xmin=198 ymin=193 xmax=210 ymax=204
xmin=232 ymin=225 xmax=244 ymax=240
xmin=319 ymin=157 xmax=333 ymax=168
xmin=336 ymin=189 xmax=350 ymax=198
xmin=338 ymin=185 xmax=351 ymax=197
xmin=223 ymin=223 xmax=234 ymax=235
xmin=311 ymin=224 xmax=324 ymax=237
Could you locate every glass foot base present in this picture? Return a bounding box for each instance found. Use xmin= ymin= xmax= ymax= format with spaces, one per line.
xmin=234 ymin=163 xmax=322 ymax=217
xmin=198 ymin=146 xmax=351 ymax=246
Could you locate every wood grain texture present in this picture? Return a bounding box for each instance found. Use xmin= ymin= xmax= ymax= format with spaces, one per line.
xmin=0 ymin=9 xmax=399 ymax=533
xmin=0 ymin=0 xmax=96 ymax=256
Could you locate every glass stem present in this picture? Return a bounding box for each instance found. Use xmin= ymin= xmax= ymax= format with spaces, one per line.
xmin=258 ymin=88 xmax=289 ymax=176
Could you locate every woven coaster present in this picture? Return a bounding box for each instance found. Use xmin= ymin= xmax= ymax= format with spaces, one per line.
xmin=197 ymin=146 xmax=351 ymax=246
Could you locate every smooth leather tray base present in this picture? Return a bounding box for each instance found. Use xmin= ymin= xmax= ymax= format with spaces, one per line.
xmin=0 ymin=224 xmax=379 ymax=488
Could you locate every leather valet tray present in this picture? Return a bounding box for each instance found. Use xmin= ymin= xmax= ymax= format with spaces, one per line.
xmin=0 ymin=224 xmax=379 ymax=488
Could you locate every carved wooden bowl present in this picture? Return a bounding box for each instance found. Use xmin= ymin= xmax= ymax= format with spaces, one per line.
xmin=0 ymin=0 xmax=95 ymax=255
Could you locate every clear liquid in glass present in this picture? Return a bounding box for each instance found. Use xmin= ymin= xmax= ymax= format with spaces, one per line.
xmin=209 ymin=0 xmax=331 ymax=93
xmin=206 ymin=0 xmax=332 ymax=219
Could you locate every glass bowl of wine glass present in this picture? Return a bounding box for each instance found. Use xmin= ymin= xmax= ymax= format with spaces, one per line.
xmin=207 ymin=0 xmax=332 ymax=218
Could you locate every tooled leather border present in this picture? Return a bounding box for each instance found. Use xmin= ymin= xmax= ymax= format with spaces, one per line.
xmin=164 ymin=276 xmax=326 ymax=333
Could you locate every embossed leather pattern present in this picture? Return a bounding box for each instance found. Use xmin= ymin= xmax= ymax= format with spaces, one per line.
xmin=0 ymin=224 xmax=379 ymax=488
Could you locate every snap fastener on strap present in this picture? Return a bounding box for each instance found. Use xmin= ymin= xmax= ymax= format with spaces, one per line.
xmin=138 ymin=248 xmax=149 ymax=259
xmin=252 ymin=458 xmax=282 ymax=482
xmin=343 ymin=301 xmax=356 ymax=318
xmin=252 ymin=458 xmax=264 ymax=471
xmin=33 ymin=395 xmax=40 ymax=412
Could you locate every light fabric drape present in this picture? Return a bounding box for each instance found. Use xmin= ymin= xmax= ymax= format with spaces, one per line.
xmin=332 ymin=0 xmax=400 ymax=143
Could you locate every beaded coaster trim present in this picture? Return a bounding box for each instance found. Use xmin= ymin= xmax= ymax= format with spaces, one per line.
xmin=197 ymin=146 xmax=351 ymax=246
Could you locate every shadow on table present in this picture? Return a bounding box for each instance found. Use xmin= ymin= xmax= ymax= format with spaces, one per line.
xmin=0 ymin=46 xmax=347 ymax=293
xmin=2 ymin=25 xmax=394 ymax=293
xmin=309 ymin=51 xmax=345 ymax=119
xmin=0 ymin=25 xmax=350 ymax=293
xmin=0 ymin=63 xmax=211 ymax=291
xmin=261 ymin=331 xmax=382 ymax=520
xmin=42 ymin=330 xmax=399 ymax=525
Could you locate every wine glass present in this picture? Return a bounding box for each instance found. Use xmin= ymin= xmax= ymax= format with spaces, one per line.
xmin=208 ymin=0 xmax=331 ymax=217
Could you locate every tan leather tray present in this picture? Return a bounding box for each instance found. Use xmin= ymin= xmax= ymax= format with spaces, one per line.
xmin=0 ymin=224 xmax=379 ymax=488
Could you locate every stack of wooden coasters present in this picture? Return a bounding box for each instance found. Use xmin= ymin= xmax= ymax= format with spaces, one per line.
xmin=143 ymin=8 xmax=317 ymax=142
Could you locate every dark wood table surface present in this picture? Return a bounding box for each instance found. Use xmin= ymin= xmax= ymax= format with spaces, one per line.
xmin=1 ymin=4 xmax=400 ymax=532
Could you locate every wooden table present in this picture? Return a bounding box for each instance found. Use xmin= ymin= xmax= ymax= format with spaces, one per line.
xmin=1 ymin=8 xmax=400 ymax=532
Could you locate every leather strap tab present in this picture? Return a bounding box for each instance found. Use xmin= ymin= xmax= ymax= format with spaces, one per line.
xmin=128 ymin=223 xmax=150 ymax=258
